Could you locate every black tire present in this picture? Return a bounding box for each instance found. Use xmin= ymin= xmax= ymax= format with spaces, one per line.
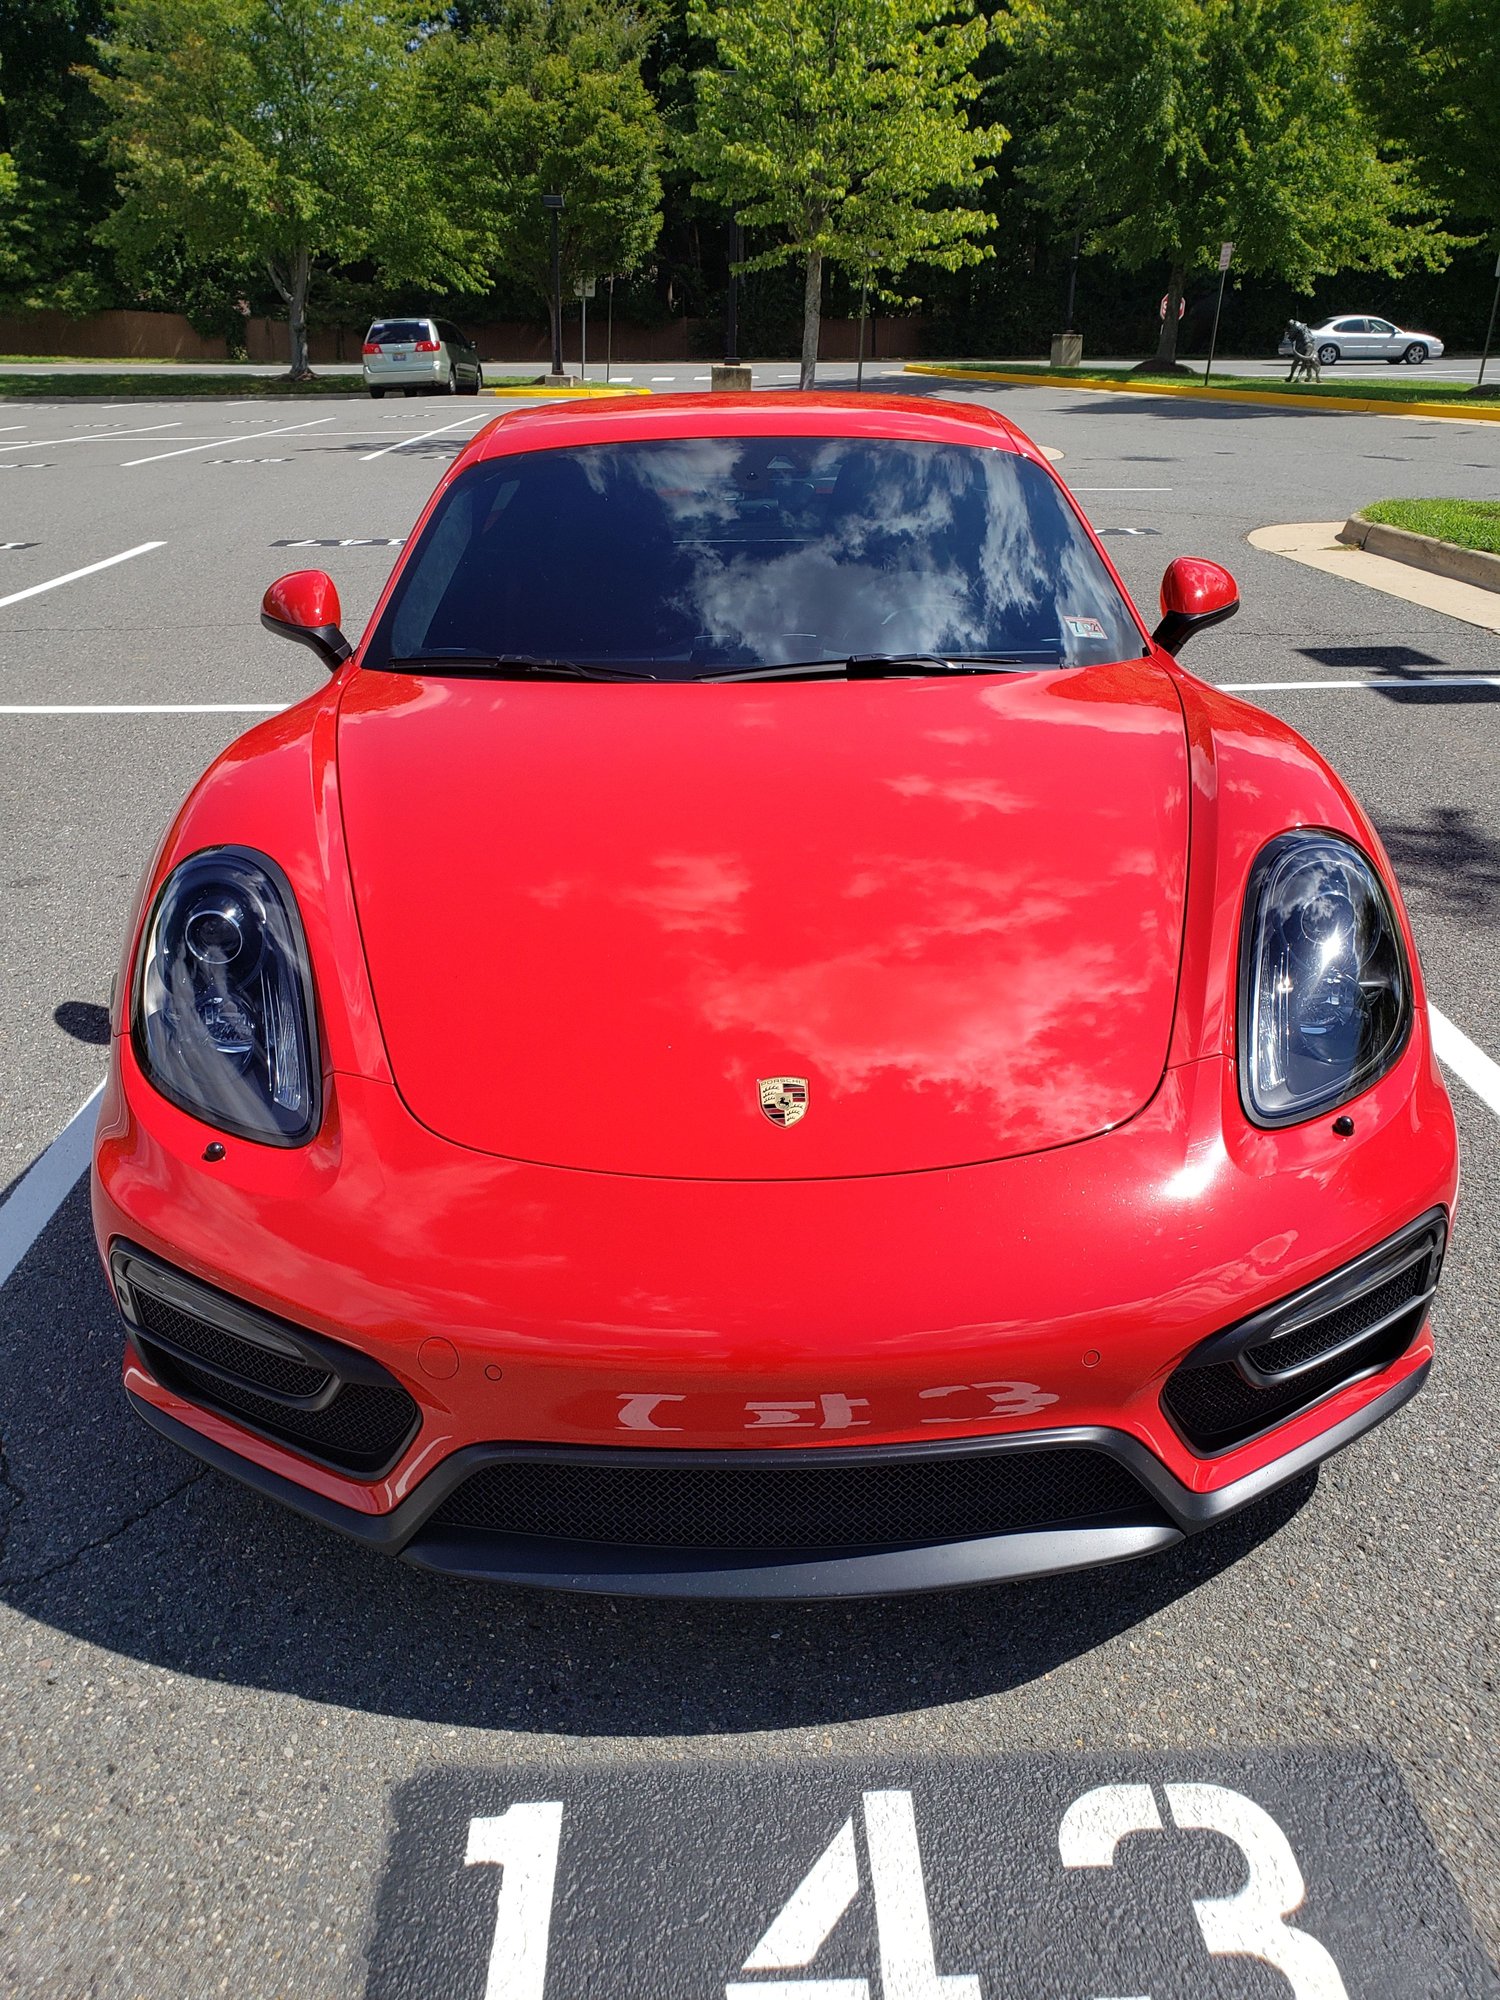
xmin=466 ymin=365 xmax=483 ymax=396
xmin=446 ymin=364 xmax=458 ymax=395
xmin=368 ymin=386 xmax=385 ymax=399
xmin=404 ymin=386 xmax=422 ymax=397
xmin=1317 ymin=344 xmax=1339 ymax=366
xmin=1403 ymin=342 xmax=1427 ymax=365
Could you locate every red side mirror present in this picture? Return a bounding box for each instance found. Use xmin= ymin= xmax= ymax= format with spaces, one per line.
xmin=260 ymin=570 xmax=353 ymax=673
xmin=1153 ymin=557 xmax=1240 ymax=656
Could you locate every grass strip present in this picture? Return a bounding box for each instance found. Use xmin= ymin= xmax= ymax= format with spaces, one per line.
xmin=912 ymin=360 xmax=1500 ymax=407
xmin=1361 ymin=497 xmax=1500 ymax=556
xmin=0 ymin=371 xmax=534 ymax=400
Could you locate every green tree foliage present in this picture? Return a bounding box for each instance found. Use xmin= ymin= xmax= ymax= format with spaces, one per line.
xmin=85 ymin=0 xmax=472 ymax=377
xmin=1355 ymin=0 xmax=1500 ymax=239
xmin=424 ymin=0 xmax=665 ymax=360
xmin=683 ymin=0 xmax=1003 ymax=387
xmin=1013 ymin=0 xmax=1451 ymax=366
xmin=0 ymin=2 xmax=116 ymax=310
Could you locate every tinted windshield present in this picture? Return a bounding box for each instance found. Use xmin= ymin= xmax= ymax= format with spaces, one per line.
xmin=368 ymin=320 xmax=431 ymax=343
xmin=367 ymin=435 xmax=1146 ymax=678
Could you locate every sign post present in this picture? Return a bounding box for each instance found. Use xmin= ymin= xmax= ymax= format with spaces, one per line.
xmin=1203 ymin=241 xmax=1233 ymax=388
xmin=574 ymin=276 xmax=595 ymax=380
xmin=1479 ymin=249 xmax=1500 ymax=392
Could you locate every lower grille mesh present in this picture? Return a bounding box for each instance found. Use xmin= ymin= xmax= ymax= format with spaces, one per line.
xmin=140 ymin=1348 xmax=418 ymax=1476
xmin=1244 ymin=1261 xmax=1426 ymax=1375
xmin=134 ymin=1289 xmax=331 ymax=1398
xmin=427 ymin=1447 xmax=1155 ymax=1552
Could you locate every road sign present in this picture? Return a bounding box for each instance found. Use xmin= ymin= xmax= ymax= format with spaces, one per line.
xmin=1219 ymin=240 xmax=1234 ymax=271
xmin=575 ymin=277 xmax=597 ymax=300
xmin=1158 ymin=293 xmax=1186 ymax=322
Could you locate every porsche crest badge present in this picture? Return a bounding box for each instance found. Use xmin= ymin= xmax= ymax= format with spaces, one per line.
xmin=758 ymin=1077 xmax=809 ymax=1128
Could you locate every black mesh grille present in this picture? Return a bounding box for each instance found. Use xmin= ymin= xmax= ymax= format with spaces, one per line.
xmin=138 ymin=1343 xmax=418 ymax=1476
xmin=133 ymin=1289 xmax=331 ymax=1398
xmin=1244 ymin=1261 xmax=1426 ymax=1376
xmin=426 ymin=1447 xmax=1155 ymax=1552
xmin=1163 ymin=1309 xmax=1420 ymax=1454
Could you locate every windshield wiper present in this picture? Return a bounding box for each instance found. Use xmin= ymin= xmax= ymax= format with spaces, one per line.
xmin=700 ymin=652 xmax=1060 ymax=684
xmin=387 ymin=651 xmax=655 ymax=681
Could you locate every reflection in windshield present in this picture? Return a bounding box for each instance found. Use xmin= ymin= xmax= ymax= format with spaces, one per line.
xmin=372 ymin=436 xmax=1146 ymax=679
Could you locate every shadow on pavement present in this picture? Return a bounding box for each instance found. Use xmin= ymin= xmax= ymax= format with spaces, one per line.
xmin=1377 ymin=805 xmax=1500 ymax=926
xmin=2 ymin=1189 xmax=1316 ymax=1737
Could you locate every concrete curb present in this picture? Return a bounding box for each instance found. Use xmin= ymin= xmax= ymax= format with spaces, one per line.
xmin=1338 ymin=512 xmax=1500 ymax=595
xmin=902 ymin=361 xmax=1500 ymax=423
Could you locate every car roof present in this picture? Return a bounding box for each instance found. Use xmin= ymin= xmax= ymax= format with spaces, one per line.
xmin=459 ymin=391 xmax=1040 ymax=473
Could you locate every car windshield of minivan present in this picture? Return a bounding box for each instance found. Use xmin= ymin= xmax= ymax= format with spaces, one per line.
xmin=366 ymin=436 xmax=1147 ymax=681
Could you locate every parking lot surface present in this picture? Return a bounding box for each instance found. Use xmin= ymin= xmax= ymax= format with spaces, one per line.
xmin=0 ymin=380 xmax=1495 ymax=1997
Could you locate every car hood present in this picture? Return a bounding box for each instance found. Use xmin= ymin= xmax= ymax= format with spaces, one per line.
xmin=335 ymin=662 xmax=1189 ymax=1177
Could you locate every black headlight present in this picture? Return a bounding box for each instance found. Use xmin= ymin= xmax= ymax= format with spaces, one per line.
xmin=133 ymin=847 xmax=321 ymax=1146
xmin=1239 ymin=832 xmax=1411 ymax=1127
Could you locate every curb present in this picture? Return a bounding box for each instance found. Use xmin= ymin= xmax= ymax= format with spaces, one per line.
xmin=482 ymin=383 xmax=651 ymax=400
xmin=902 ymin=362 xmax=1500 ymax=423
xmin=1338 ymin=512 xmax=1500 ymax=595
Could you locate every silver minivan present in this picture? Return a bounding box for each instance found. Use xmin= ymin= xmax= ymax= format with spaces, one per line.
xmin=362 ymin=317 xmax=485 ymax=397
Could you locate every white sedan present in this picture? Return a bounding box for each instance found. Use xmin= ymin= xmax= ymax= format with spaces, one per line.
xmin=1278 ymin=316 xmax=1445 ymax=365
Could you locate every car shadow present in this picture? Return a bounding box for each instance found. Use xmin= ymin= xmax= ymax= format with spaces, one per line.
xmin=1 ymin=1188 xmax=1316 ymax=1738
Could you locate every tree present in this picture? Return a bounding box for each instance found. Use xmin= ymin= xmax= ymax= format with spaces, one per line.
xmin=86 ymin=0 xmax=470 ymax=378
xmin=0 ymin=2 xmax=116 ymax=311
xmin=683 ymin=0 xmax=1003 ymax=387
xmin=1354 ymin=0 xmax=1500 ymax=240
xmin=423 ymin=0 xmax=665 ymax=362
xmin=1013 ymin=0 xmax=1451 ymax=368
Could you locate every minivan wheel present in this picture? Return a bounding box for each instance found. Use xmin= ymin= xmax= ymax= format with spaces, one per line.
xmin=1403 ymin=342 xmax=1427 ymax=364
xmin=1317 ymin=344 xmax=1339 ymax=366
xmin=368 ymin=386 xmax=385 ymax=399
xmin=446 ymin=365 xmax=458 ymax=394
xmin=467 ymin=365 xmax=484 ymax=396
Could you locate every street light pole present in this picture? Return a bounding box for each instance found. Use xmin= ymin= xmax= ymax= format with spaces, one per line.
xmin=1479 ymin=248 xmax=1500 ymax=392
xmin=542 ymin=190 xmax=565 ymax=379
xmin=725 ymin=218 xmax=743 ymax=369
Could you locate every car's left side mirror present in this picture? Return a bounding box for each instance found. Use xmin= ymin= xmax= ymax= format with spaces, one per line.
xmin=1152 ymin=557 xmax=1240 ymax=656
xmin=260 ymin=569 xmax=354 ymax=672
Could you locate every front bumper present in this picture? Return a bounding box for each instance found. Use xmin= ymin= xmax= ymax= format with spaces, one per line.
xmin=95 ymin=1028 xmax=1457 ymax=1594
xmin=125 ymin=1361 xmax=1429 ymax=1597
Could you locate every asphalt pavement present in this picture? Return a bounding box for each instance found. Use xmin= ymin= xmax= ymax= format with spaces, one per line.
xmin=0 ymin=377 xmax=1496 ymax=1998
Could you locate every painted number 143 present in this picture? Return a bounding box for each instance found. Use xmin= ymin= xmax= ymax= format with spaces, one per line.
xmin=463 ymin=1783 xmax=1349 ymax=1999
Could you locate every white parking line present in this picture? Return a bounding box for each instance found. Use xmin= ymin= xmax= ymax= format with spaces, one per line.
xmin=358 ymin=413 xmax=491 ymax=463
xmin=1430 ymin=1007 xmax=1500 ymax=1117
xmin=0 ymin=1084 xmax=103 ymax=1291
xmin=0 ymin=702 xmax=288 ymax=714
xmin=1220 ymin=676 xmax=1500 ymax=693
xmin=0 ymin=541 xmax=165 ymax=610
xmin=2 ymin=421 xmax=183 ymax=450
xmin=122 ymin=417 xmax=336 ymax=466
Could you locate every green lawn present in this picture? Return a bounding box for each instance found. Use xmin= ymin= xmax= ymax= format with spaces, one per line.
xmin=1361 ymin=497 xmax=1500 ymax=556
xmin=0 ymin=370 xmax=534 ymax=399
xmin=916 ymin=361 xmax=1500 ymax=407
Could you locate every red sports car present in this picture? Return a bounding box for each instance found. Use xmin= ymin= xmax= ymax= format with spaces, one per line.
xmin=93 ymin=393 xmax=1458 ymax=1597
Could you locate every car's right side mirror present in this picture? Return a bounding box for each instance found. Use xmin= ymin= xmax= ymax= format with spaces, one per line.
xmin=1152 ymin=557 xmax=1240 ymax=655
xmin=260 ymin=569 xmax=354 ymax=672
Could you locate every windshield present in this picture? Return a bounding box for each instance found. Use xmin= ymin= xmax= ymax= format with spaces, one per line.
xmin=366 ymin=435 xmax=1146 ymax=679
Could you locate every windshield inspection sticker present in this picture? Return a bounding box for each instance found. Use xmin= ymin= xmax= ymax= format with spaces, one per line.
xmin=1064 ymin=616 xmax=1108 ymax=641
xmin=365 ymin=1752 xmax=1495 ymax=1999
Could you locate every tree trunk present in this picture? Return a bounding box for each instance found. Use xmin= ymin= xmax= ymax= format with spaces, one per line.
xmin=267 ymin=249 xmax=314 ymax=380
xmin=800 ymin=244 xmax=823 ymax=390
xmin=1154 ymin=257 xmax=1186 ymax=367
xmin=287 ymin=247 xmax=312 ymax=380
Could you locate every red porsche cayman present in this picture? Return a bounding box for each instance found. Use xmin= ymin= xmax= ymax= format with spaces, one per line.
xmin=93 ymin=393 xmax=1458 ymax=1597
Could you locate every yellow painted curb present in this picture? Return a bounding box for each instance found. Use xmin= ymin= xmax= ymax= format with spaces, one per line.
xmin=482 ymin=383 xmax=651 ymax=399
xmin=903 ymin=362 xmax=1500 ymax=424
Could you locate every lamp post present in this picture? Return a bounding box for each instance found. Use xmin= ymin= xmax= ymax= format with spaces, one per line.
xmin=541 ymin=190 xmax=565 ymax=379
xmin=712 ymin=217 xmax=753 ymax=392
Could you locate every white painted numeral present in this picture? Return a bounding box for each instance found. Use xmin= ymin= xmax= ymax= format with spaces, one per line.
xmin=728 ymin=1790 xmax=979 ymax=2000
xmin=465 ymin=1802 xmax=564 ymax=2000
xmin=1058 ymin=1782 xmax=1348 ymax=2000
